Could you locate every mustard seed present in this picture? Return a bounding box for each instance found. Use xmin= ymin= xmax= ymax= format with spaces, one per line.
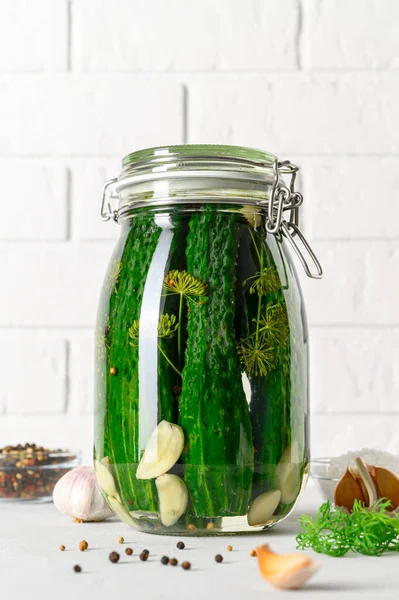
xmin=117 ymin=536 xmax=124 ymax=544
xmin=249 ymin=549 xmax=257 ymax=557
xmin=227 ymin=545 xmax=233 ymax=552
xmin=109 ymin=367 xmax=118 ymax=376
xmin=59 ymin=545 xmax=66 ymax=552
xmin=206 ymin=522 xmax=215 ymax=530
xmin=79 ymin=540 xmax=88 ymax=551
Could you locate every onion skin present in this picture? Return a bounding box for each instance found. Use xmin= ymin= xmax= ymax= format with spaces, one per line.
xmin=53 ymin=466 xmax=113 ymax=522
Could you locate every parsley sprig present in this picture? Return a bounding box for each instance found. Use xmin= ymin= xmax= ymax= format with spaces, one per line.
xmin=296 ymin=500 xmax=399 ymax=556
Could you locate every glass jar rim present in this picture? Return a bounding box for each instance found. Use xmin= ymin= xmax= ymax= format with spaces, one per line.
xmin=121 ymin=144 xmax=277 ymax=169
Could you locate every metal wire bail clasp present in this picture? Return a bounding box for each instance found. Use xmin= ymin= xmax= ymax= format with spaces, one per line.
xmin=100 ymin=178 xmax=119 ymax=222
xmin=281 ymin=221 xmax=323 ymax=279
xmin=268 ymin=159 xmax=323 ymax=279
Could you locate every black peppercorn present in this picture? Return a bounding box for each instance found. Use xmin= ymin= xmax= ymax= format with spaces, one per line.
xmin=142 ymin=549 xmax=149 ymax=555
xmin=139 ymin=552 xmax=148 ymax=561
xmin=169 ymin=558 xmax=178 ymax=566
xmin=109 ymin=551 xmax=120 ymax=563
xmin=73 ymin=565 xmax=81 ymax=573
xmin=176 ymin=541 xmax=185 ymax=550
xmin=182 ymin=561 xmax=191 ymax=570
xmin=160 ymin=556 xmax=169 ymax=565
xmin=215 ymin=554 xmax=223 ymax=563
xmin=125 ymin=548 xmax=133 ymax=556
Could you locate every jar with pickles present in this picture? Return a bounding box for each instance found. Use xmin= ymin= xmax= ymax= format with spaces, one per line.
xmin=94 ymin=145 xmax=322 ymax=535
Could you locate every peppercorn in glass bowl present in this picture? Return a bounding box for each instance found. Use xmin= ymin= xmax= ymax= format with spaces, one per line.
xmin=0 ymin=444 xmax=80 ymax=502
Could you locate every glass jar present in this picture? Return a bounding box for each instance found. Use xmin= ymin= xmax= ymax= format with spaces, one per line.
xmin=94 ymin=145 xmax=322 ymax=536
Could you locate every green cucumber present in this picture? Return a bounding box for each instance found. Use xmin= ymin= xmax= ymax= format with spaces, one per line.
xmin=240 ymin=227 xmax=291 ymax=498
xmin=179 ymin=207 xmax=254 ymax=517
xmin=104 ymin=216 xmax=162 ymax=511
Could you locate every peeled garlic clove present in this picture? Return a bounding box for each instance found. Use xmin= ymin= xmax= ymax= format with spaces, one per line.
xmin=155 ymin=473 xmax=188 ymax=526
xmin=256 ymin=544 xmax=320 ymax=590
xmin=107 ymin=495 xmax=138 ymax=527
xmin=94 ymin=458 xmax=121 ymax=502
xmin=334 ymin=467 xmax=365 ymax=511
xmin=247 ymin=490 xmax=281 ymax=526
xmin=53 ymin=466 xmax=113 ymax=522
xmin=374 ymin=466 xmax=399 ymax=510
xmin=136 ymin=420 xmax=184 ymax=480
xmin=275 ymin=441 xmax=301 ymax=505
xmin=240 ymin=205 xmax=262 ymax=228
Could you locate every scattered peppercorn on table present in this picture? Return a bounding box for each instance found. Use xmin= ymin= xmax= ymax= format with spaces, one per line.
xmin=1 ymin=484 xmax=398 ymax=600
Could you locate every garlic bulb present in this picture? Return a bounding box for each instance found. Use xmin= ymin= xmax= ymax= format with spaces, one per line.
xmin=53 ymin=466 xmax=113 ymax=522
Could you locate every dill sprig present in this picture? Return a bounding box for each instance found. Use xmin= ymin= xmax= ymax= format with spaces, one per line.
xmin=105 ymin=259 xmax=123 ymax=294
xmin=163 ymin=270 xmax=208 ymax=300
xmin=237 ymin=336 xmax=277 ymax=376
xmin=257 ymin=303 xmax=289 ymax=347
xmin=157 ymin=314 xmax=179 ymax=339
xmin=296 ymin=500 xmax=399 ymax=557
xmin=128 ymin=313 xmax=178 ymax=346
xmin=243 ymin=265 xmax=280 ymax=296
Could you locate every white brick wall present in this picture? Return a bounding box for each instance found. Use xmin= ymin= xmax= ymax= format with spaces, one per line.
xmin=1 ymin=0 xmax=398 ymax=464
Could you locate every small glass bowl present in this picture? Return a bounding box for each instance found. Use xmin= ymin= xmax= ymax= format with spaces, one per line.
xmin=311 ymin=457 xmax=341 ymax=502
xmin=0 ymin=446 xmax=80 ymax=503
xmin=311 ymin=452 xmax=399 ymax=503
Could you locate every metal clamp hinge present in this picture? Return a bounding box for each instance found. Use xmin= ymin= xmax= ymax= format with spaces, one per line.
xmin=100 ymin=178 xmax=119 ymax=222
xmin=265 ymin=158 xmax=323 ymax=279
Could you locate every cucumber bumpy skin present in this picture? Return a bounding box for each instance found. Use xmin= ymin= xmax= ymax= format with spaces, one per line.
xmin=243 ymin=230 xmax=292 ymax=499
xmin=104 ymin=216 xmax=165 ymax=512
xmin=178 ymin=207 xmax=254 ymax=518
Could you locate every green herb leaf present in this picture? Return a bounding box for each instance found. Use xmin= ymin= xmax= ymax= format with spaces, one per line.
xmin=296 ymin=500 xmax=399 ymax=557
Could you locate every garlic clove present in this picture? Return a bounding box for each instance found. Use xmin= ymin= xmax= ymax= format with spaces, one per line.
xmin=334 ymin=467 xmax=365 ymax=511
xmin=353 ymin=457 xmax=378 ymax=507
xmin=136 ymin=420 xmax=184 ymax=480
xmin=94 ymin=458 xmax=121 ymax=502
xmin=107 ymin=495 xmax=138 ymax=528
xmin=240 ymin=205 xmax=262 ymax=228
xmin=275 ymin=441 xmax=301 ymax=505
xmin=374 ymin=466 xmax=399 ymax=510
xmin=53 ymin=466 xmax=113 ymax=522
xmin=349 ymin=465 xmax=369 ymax=505
xmin=247 ymin=490 xmax=281 ymax=526
xmin=155 ymin=473 xmax=188 ymax=526
xmin=256 ymin=544 xmax=320 ymax=590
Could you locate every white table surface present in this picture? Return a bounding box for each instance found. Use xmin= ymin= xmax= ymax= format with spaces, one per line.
xmin=1 ymin=483 xmax=397 ymax=600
